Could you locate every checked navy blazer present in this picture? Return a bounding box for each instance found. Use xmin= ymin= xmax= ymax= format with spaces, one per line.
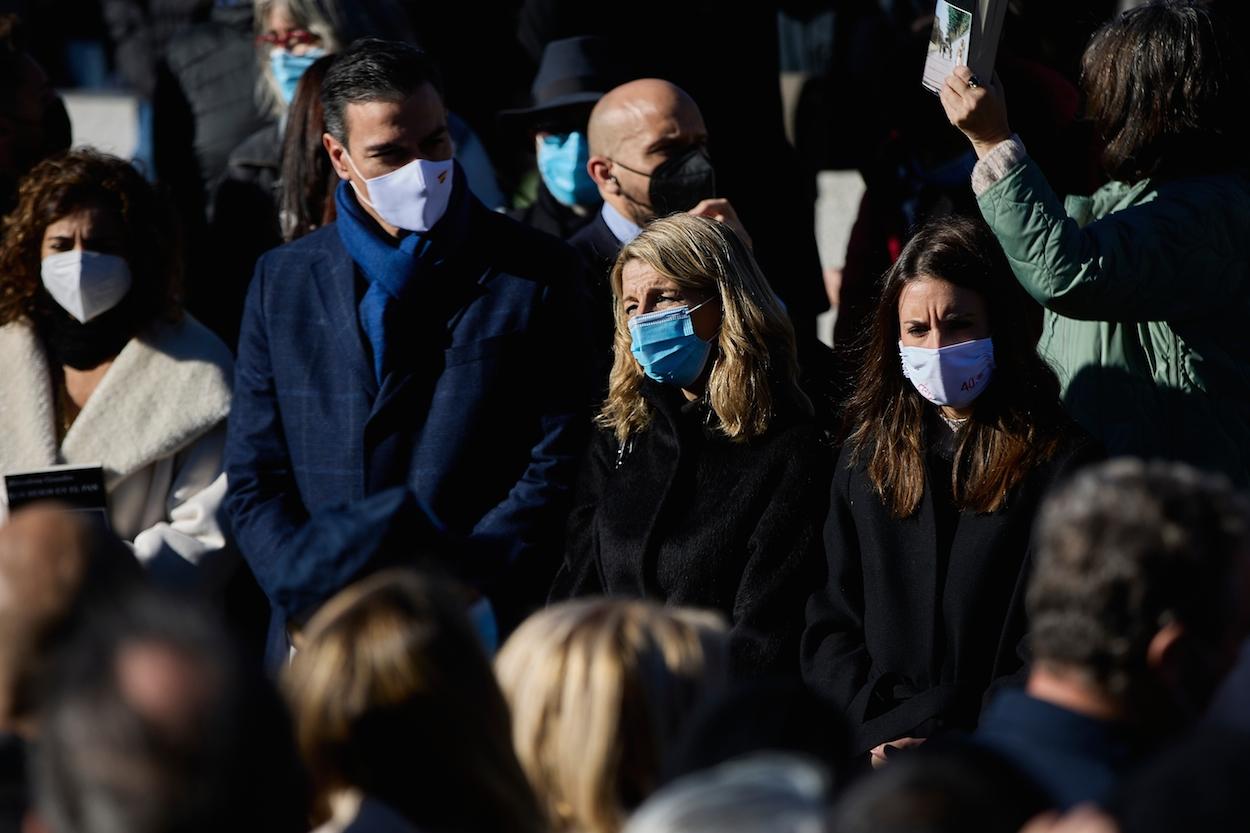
xmin=223 ymin=194 xmax=592 ymax=624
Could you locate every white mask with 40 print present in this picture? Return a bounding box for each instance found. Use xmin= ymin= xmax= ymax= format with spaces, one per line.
xmin=899 ymin=337 xmax=995 ymax=409
xmin=345 ymin=151 xmax=455 ymax=233
xmin=40 ymin=250 xmax=133 ymax=323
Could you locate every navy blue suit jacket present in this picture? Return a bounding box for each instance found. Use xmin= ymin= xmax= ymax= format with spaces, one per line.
xmin=224 ymin=197 xmax=591 ymax=623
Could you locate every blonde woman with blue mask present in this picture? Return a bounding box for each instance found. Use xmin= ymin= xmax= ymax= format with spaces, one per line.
xmin=551 ymin=213 xmax=830 ymax=680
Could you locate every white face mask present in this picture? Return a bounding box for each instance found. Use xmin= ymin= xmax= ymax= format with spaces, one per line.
xmin=899 ymin=336 xmax=995 ymax=409
xmin=40 ymin=250 xmax=133 ymax=323
xmin=344 ymin=151 xmax=455 ymax=233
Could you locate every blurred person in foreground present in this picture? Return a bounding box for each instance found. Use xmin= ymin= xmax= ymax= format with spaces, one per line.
xmin=286 ymin=569 xmax=544 ymax=833
xmin=0 ymin=150 xmax=235 ymax=589
xmin=551 ymin=214 xmax=829 ymax=678
xmin=28 ymin=589 xmax=308 ymax=833
xmin=828 ymin=744 xmax=1052 ymax=833
xmin=1109 ymin=725 xmax=1250 ymax=833
xmin=495 ymin=599 xmax=727 ymax=833
xmin=972 ymin=459 xmax=1250 ymax=809
xmin=622 ymin=755 xmax=832 ymax=833
xmin=801 ymin=217 xmax=1094 ymax=764
xmin=941 ymin=0 xmax=1250 ymax=485
xmin=0 ymin=506 xmax=139 ymax=830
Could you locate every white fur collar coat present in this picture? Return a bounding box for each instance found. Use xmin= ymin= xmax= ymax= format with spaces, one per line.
xmin=0 ymin=315 xmax=234 ymax=584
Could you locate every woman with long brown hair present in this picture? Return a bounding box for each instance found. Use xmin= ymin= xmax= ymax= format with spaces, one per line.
xmin=801 ymin=216 xmax=1095 ymax=765
xmin=277 ymin=51 xmax=337 ymax=242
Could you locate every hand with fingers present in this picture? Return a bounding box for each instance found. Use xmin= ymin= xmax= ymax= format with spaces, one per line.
xmin=869 ymin=736 xmax=926 ymax=769
xmin=1020 ymin=806 xmax=1119 ymax=833
xmin=688 ymin=198 xmax=753 ymax=251
xmin=939 ymin=65 xmax=1012 ymax=159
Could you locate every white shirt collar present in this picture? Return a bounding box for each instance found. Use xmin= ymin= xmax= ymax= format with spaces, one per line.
xmin=601 ymin=200 xmax=643 ymax=245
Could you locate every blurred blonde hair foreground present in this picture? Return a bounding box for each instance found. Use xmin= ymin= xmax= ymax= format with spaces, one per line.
xmin=495 ymin=599 xmax=729 ymax=833
xmin=599 ymin=214 xmax=809 ymax=444
xmin=284 ymin=568 xmax=546 ymax=833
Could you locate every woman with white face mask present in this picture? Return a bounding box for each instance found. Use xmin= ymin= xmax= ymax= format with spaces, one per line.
xmin=0 ymin=150 xmax=235 ymax=591
xmin=801 ymin=217 xmax=1098 ymax=767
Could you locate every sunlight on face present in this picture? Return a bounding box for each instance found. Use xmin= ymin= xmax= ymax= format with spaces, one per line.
xmin=897 ymin=275 xmax=989 ymax=349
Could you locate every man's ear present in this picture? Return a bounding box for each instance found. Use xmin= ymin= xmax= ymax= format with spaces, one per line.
xmin=323 ymin=132 xmax=352 ymax=182
xmin=587 ymin=155 xmax=617 ymax=194
xmin=1146 ymin=619 xmax=1186 ymax=678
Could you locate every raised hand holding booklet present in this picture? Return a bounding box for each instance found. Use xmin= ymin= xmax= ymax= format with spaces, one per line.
xmin=922 ymin=0 xmax=1008 ymax=94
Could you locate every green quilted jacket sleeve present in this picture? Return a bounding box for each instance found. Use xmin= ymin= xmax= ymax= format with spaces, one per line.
xmin=976 ymin=157 xmax=1250 ymax=323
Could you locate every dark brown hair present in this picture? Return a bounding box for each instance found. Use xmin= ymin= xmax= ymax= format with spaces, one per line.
xmin=846 ymin=216 xmax=1070 ymax=518
xmin=1029 ymin=459 xmax=1250 ymax=701
xmin=0 ymin=149 xmax=181 ymax=327
xmin=279 ymin=52 xmax=337 ymax=242
xmin=1082 ymin=0 xmax=1249 ymax=183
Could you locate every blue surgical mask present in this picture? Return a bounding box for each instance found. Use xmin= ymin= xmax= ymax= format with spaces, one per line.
xmin=270 ymin=47 xmax=326 ymax=105
xmin=537 ymin=132 xmax=600 ymax=207
xmin=628 ymin=297 xmax=717 ymax=388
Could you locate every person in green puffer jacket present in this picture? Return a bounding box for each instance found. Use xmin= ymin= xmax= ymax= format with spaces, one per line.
xmin=937 ymin=0 xmax=1250 ymax=486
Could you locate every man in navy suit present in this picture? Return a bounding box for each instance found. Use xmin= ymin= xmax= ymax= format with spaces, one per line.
xmin=223 ymin=39 xmax=591 ymax=649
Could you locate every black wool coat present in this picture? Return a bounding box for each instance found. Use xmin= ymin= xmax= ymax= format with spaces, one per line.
xmin=801 ymin=427 xmax=1097 ymax=755
xmin=552 ymin=381 xmax=833 ymax=679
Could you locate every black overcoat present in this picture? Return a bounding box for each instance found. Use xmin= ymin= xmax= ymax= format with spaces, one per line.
xmin=552 ymin=380 xmax=833 ymax=678
xmin=801 ymin=429 xmax=1097 ymax=755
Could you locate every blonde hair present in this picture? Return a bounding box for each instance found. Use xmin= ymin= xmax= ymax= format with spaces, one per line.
xmin=598 ymin=214 xmax=807 ymax=444
xmin=284 ymin=569 xmax=546 ymax=833
xmin=494 ymin=599 xmax=728 ymax=833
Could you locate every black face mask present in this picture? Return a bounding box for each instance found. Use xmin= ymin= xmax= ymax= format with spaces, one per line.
xmin=616 ymin=144 xmax=717 ymax=217
xmin=31 ymin=288 xmax=143 ymax=370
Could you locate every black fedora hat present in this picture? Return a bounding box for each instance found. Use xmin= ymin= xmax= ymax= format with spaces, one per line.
xmin=500 ymin=36 xmax=632 ymax=128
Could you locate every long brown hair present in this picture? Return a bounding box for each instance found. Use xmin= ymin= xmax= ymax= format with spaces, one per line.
xmin=0 ymin=149 xmax=181 ymax=327
xmin=284 ymin=569 xmax=547 ymax=833
xmin=846 ymin=217 xmax=1070 ymax=518
xmin=598 ymin=214 xmax=809 ymax=444
xmin=1081 ymin=0 xmax=1249 ymax=183
xmin=278 ymin=52 xmax=337 ymax=241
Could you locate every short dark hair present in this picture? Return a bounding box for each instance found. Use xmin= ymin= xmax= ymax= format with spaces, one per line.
xmin=32 ymin=591 xmax=308 ymax=833
xmin=321 ymin=38 xmax=444 ymax=147
xmin=1028 ymin=459 xmax=1250 ymax=699
xmin=1081 ymin=0 xmax=1250 ymax=182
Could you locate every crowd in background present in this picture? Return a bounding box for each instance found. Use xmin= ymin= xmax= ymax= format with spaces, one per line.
xmin=1 ymin=1 xmax=1249 ymax=832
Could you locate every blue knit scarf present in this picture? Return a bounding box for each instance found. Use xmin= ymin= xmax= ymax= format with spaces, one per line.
xmin=335 ymin=163 xmax=470 ymax=381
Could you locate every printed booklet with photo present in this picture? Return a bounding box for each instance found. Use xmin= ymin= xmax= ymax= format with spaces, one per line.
xmin=922 ymin=0 xmax=1008 ymax=94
